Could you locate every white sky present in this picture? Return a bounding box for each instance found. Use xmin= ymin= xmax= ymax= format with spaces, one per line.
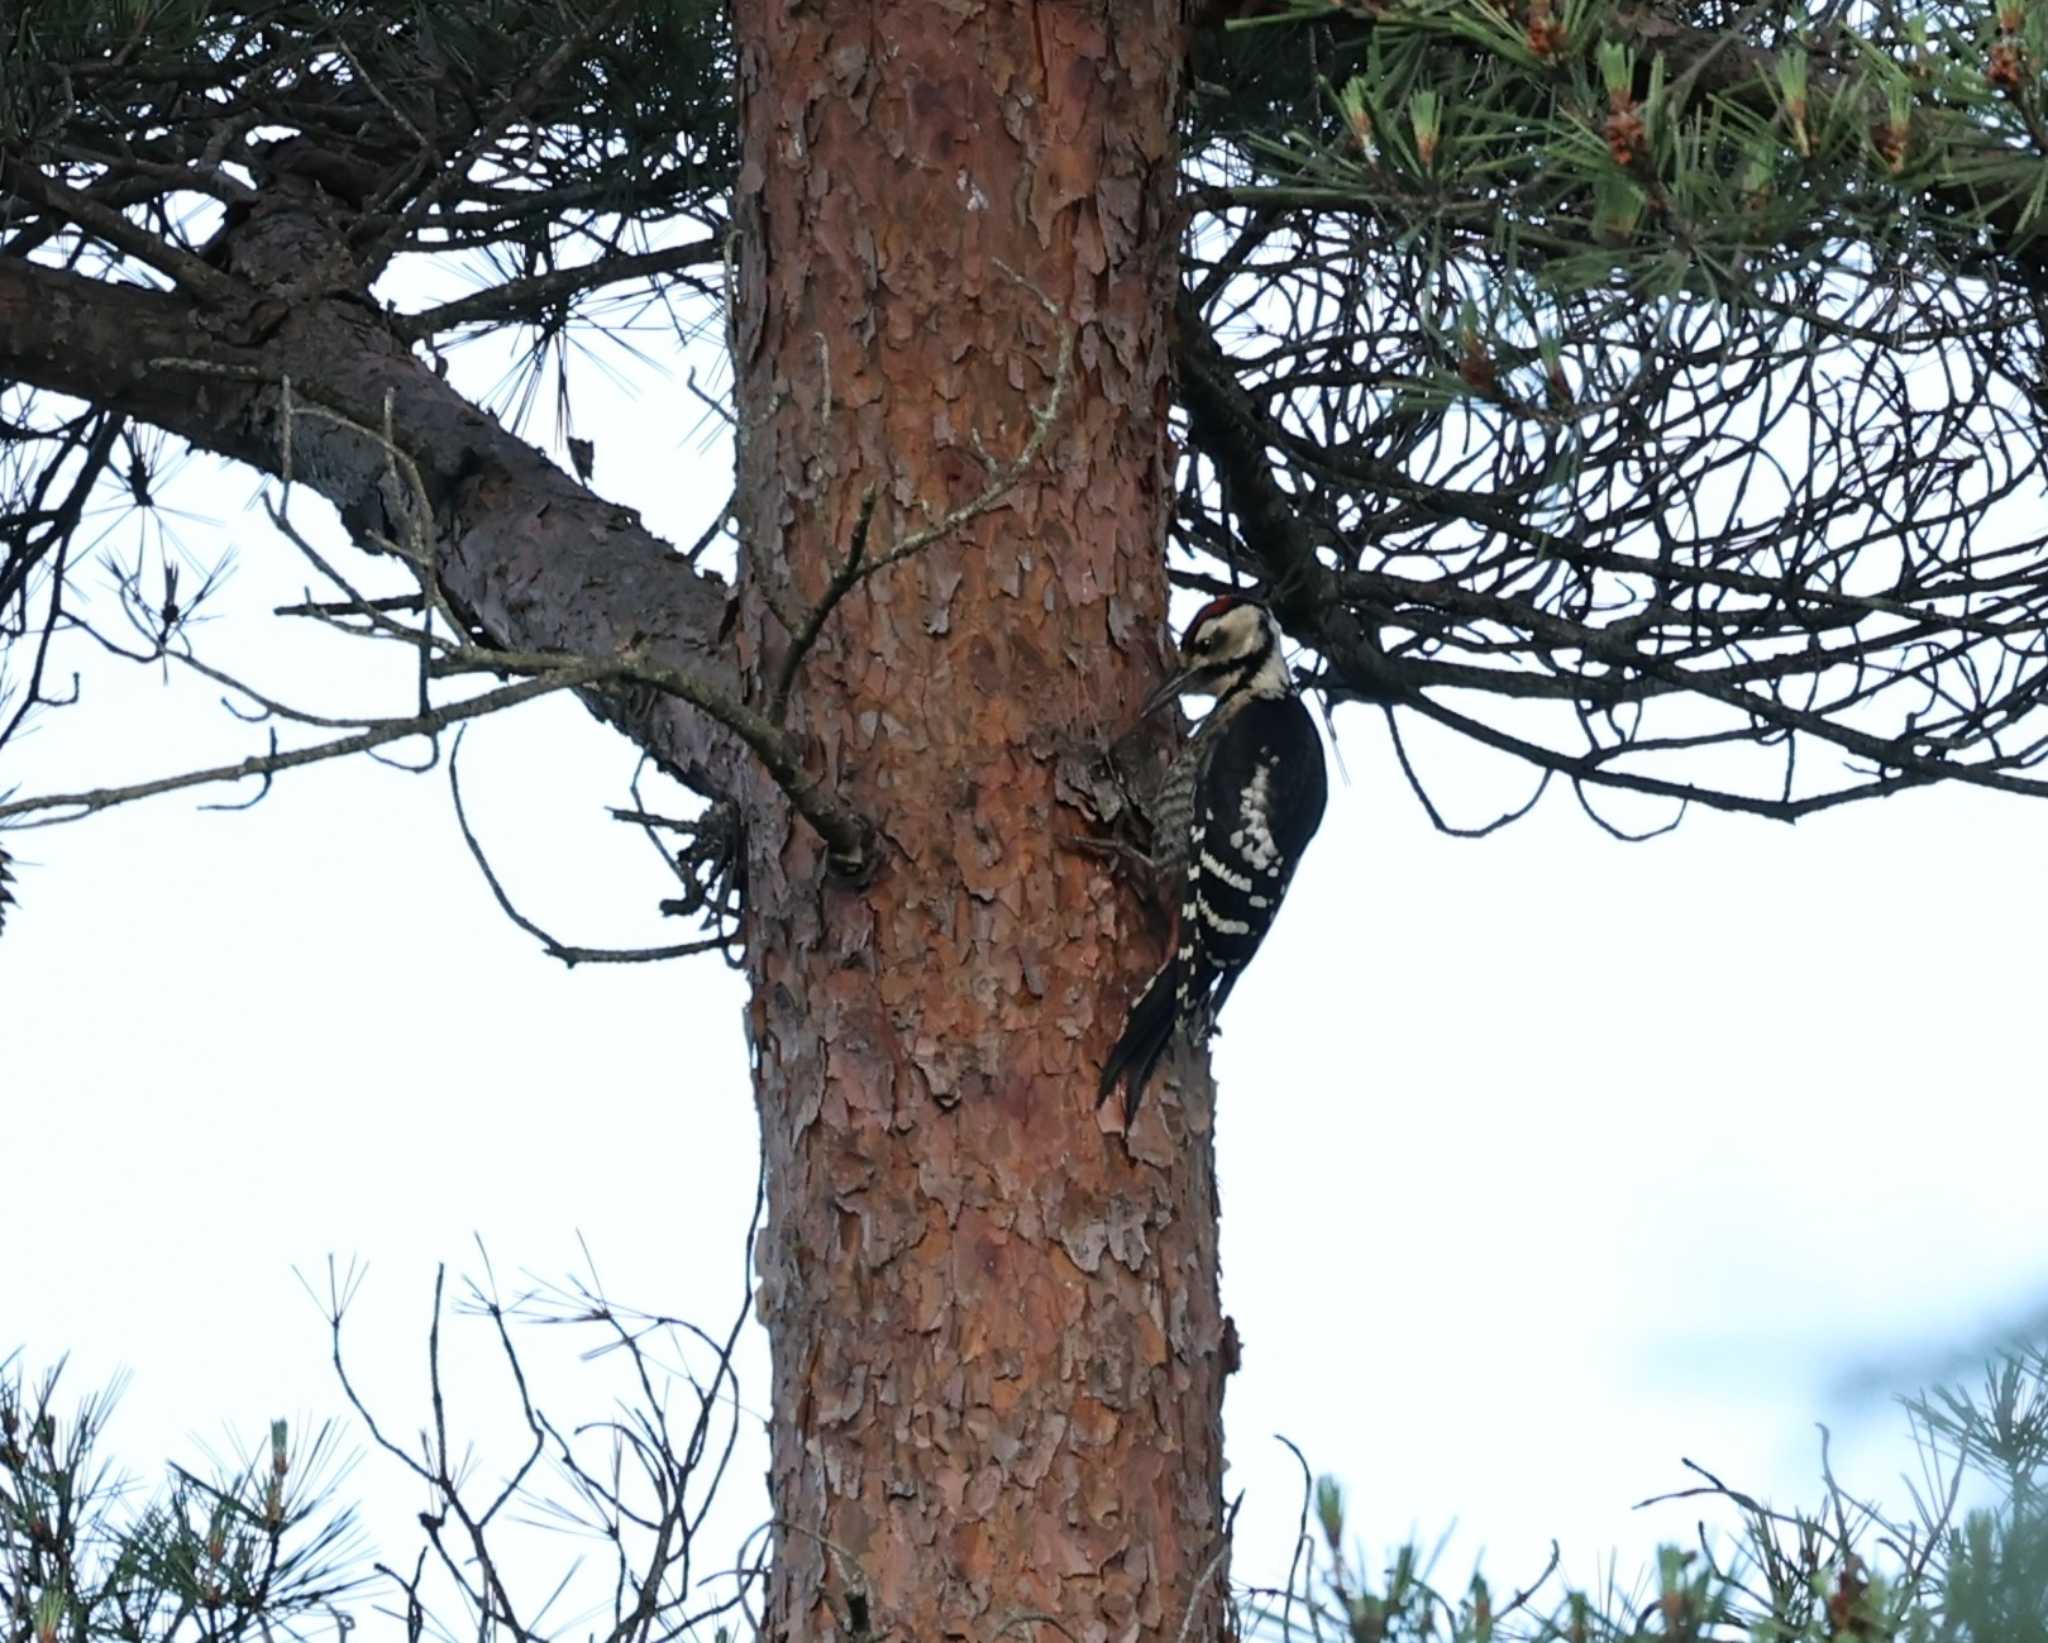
xmin=5 ymin=296 xmax=2045 ymax=1635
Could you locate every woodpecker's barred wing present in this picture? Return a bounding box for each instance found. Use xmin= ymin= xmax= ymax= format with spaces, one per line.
xmin=1174 ymin=694 xmax=1328 ymax=1031
xmin=1149 ymin=734 xmax=1202 ymax=888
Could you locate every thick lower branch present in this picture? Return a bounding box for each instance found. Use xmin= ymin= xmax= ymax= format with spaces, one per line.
xmin=0 ymin=251 xmax=874 ymax=872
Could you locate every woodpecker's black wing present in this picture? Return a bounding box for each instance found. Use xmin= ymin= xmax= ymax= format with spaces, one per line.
xmin=1099 ymin=693 xmax=1326 ymax=1122
xmin=1174 ymin=694 xmax=1327 ymax=1032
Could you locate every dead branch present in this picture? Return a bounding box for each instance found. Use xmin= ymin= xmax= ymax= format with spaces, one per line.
xmin=0 ymin=663 xmax=614 ymax=828
xmin=769 ymin=487 xmax=877 ymax=726
xmin=447 ymin=728 xmax=728 ymax=966
xmin=307 ymin=1176 xmax=768 ymax=1643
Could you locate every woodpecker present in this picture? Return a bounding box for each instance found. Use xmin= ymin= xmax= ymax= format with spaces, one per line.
xmin=1099 ymin=596 xmax=1328 ymax=1121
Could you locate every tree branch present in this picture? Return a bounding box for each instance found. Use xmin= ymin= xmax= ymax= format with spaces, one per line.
xmin=0 ymin=248 xmax=879 ymax=873
xmin=0 ymin=663 xmax=615 ymax=828
xmin=0 ymin=155 xmax=239 ymax=301
xmin=446 ymin=729 xmax=728 ymax=965
xmin=393 ymin=238 xmax=727 ymax=340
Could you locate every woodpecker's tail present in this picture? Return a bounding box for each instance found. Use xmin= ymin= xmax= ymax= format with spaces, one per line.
xmin=1098 ymin=959 xmax=1179 ymax=1126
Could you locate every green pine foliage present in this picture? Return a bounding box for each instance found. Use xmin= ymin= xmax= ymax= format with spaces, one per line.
xmin=0 ymin=1356 xmax=366 ymax=1642
xmin=1255 ymin=1345 xmax=2048 ymax=1643
xmin=1197 ymin=0 xmax=2048 ymax=296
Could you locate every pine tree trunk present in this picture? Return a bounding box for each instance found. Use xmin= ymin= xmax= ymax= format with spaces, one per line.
xmin=728 ymin=3 xmax=1228 ymax=1638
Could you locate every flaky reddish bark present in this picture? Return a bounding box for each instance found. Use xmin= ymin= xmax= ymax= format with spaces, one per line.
xmin=728 ymin=4 xmax=1226 ymax=1640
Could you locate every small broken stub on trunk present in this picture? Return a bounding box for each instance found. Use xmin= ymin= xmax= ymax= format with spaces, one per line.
xmin=823 ymin=818 xmax=882 ymax=887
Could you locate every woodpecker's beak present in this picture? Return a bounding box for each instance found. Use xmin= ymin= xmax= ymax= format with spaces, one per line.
xmin=1139 ymin=660 xmax=1202 ymax=719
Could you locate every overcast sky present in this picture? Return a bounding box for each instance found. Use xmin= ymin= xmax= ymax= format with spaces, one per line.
xmin=5 ymin=286 xmax=2045 ymax=1634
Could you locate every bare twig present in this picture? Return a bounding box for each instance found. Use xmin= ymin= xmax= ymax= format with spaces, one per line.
xmin=766 ymin=307 xmax=1076 ymax=723
xmin=770 ymin=486 xmax=877 ymax=725
xmin=446 ymin=727 xmax=727 ymax=966
xmin=0 ymin=663 xmax=613 ymax=829
xmin=848 ymin=318 xmax=1074 ymax=588
xmin=394 ymin=238 xmax=727 ymax=340
xmin=274 ymin=594 xmax=425 ymax=621
xmin=1175 ymin=1532 xmax=1236 ymax=1643
xmin=1276 ymin=1435 xmax=1317 ymax=1643
xmin=681 ymin=495 xmax=736 ymax=565
xmin=1382 ymin=704 xmax=1553 ymax=838
xmin=1493 ymin=1540 xmax=1562 ymax=1622
xmin=303 ymin=1167 xmax=768 ymax=1643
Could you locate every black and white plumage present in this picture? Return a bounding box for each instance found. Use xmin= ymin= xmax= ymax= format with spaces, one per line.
xmin=1099 ymin=596 xmax=1328 ymax=1121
